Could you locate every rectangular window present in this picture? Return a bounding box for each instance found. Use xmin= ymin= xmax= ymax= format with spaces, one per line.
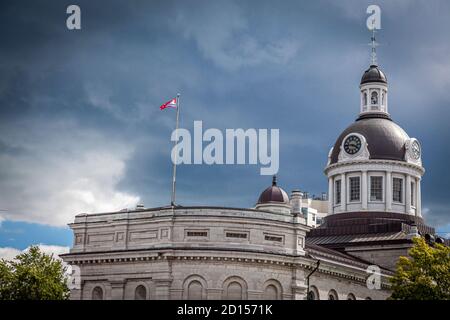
xmin=349 ymin=177 xmax=360 ymax=202
xmin=370 ymin=176 xmax=383 ymax=201
xmin=265 ymin=235 xmax=283 ymax=242
xmin=393 ymin=178 xmax=403 ymax=203
xmin=226 ymin=232 xmax=248 ymax=239
xmin=335 ymin=179 xmax=341 ymax=205
xmin=186 ymin=231 xmax=208 ymax=237
xmin=411 ymin=181 xmax=415 ymax=206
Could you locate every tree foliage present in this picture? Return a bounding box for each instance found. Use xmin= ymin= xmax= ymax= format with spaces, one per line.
xmin=0 ymin=246 xmax=69 ymax=300
xmin=390 ymin=237 xmax=450 ymax=300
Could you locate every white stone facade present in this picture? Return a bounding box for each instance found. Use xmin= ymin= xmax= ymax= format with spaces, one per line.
xmin=325 ymin=159 xmax=424 ymax=217
xmin=62 ymin=206 xmax=391 ymax=300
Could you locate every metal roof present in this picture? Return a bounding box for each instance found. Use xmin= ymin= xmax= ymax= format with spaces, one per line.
xmin=330 ymin=117 xmax=410 ymax=164
xmin=307 ymin=231 xmax=407 ymax=246
xmin=361 ymin=64 xmax=387 ymax=84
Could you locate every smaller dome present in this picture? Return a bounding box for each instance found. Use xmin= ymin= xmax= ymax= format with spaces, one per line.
xmin=361 ymin=65 xmax=387 ymax=85
xmin=257 ymin=176 xmax=289 ymax=204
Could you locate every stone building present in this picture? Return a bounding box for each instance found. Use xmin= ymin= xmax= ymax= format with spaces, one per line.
xmin=61 ymin=59 xmax=438 ymax=300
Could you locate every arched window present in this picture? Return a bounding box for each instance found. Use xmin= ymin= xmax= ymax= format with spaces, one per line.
xmin=347 ymin=293 xmax=356 ymax=300
xmin=183 ymin=275 xmax=207 ymax=300
xmin=328 ymin=289 xmax=338 ymax=300
xmin=307 ymin=286 xmax=320 ymax=300
xmin=371 ymin=91 xmax=378 ymax=105
xmin=227 ymin=282 xmax=243 ymax=300
xmin=188 ymin=280 xmax=203 ymax=300
xmin=363 ymin=92 xmax=368 ymax=106
xmin=135 ymin=285 xmax=147 ymax=300
xmin=381 ymin=92 xmax=385 ymax=105
xmin=264 ymin=285 xmax=278 ymax=300
xmin=222 ymin=276 xmax=247 ymax=300
xmin=92 ymin=286 xmax=103 ymax=300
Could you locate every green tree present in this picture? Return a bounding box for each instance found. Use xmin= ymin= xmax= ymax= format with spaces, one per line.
xmin=0 ymin=246 xmax=69 ymax=300
xmin=390 ymin=237 xmax=450 ymax=300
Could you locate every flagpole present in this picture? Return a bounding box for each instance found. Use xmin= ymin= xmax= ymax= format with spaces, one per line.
xmin=171 ymin=93 xmax=181 ymax=207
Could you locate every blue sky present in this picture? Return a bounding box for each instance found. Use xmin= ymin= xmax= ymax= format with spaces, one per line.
xmin=1 ymin=0 xmax=450 ymax=253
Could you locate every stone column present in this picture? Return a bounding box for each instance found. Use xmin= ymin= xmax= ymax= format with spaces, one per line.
xmin=154 ymin=279 xmax=173 ymax=300
xmin=291 ymin=268 xmax=308 ymax=300
xmin=405 ymin=175 xmax=412 ymax=214
xmin=248 ymin=290 xmax=261 ymax=300
xmin=362 ymin=171 xmax=368 ymax=210
xmin=385 ymin=88 xmax=388 ymax=113
xmin=416 ymin=178 xmax=421 ymax=217
xmin=69 ymin=289 xmax=82 ymax=300
xmin=340 ymin=173 xmax=346 ymax=212
xmin=110 ymin=281 xmax=125 ymax=300
xmin=386 ymin=171 xmax=392 ymax=211
xmin=206 ymin=288 xmax=223 ymax=300
xmin=169 ymin=288 xmax=183 ymax=300
xmin=328 ymin=177 xmax=333 ymax=214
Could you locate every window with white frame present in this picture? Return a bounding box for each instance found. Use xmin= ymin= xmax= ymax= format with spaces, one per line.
xmin=349 ymin=177 xmax=360 ymax=202
xmin=411 ymin=181 xmax=415 ymax=207
xmin=370 ymin=176 xmax=383 ymax=201
xmin=335 ymin=179 xmax=341 ymax=205
xmin=393 ymin=178 xmax=403 ymax=203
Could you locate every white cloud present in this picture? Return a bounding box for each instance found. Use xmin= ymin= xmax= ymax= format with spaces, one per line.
xmin=0 ymin=119 xmax=140 ymax=227
xmin=35 ymin=244 xmax=70 ymax=258
xmin=0 ymin=244 xmax=69 ymax=261
xmin=0 ymin=247 xmax=21 ymax=261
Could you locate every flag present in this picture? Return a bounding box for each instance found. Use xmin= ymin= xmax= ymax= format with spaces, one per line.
xmin=160 ymin=97 xmax=177 ymax=110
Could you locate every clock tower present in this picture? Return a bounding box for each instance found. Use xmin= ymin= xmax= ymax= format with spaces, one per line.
xmin=321 ymin=30 xmax=429 ymax=228
xmin=325 ymin=59 xmax=424 ymax=219
xmin=307 ymin=33 xmax=436 ymax=272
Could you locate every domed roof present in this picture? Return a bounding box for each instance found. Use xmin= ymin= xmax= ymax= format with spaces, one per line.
xmin=257 ymin=176 xmax=289 ymax=204
xmin=361 ymin=65 xmax=387 ymax=85
xmin=329 ymin=115 xmax=410 ymax=165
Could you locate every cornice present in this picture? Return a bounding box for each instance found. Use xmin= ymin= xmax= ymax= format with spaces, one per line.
xmin=324 ymin=158 xmax=425 ymax=176
xmin=61 ymin=248 xmax=391 ymax=289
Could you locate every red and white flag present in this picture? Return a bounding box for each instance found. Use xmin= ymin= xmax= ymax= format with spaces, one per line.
xmin=160 ymin=97 xmax=177 ymax=110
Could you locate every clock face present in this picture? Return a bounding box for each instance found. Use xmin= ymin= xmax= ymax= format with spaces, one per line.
xmin=344 ymin=135 xmax=362 ymax=155
xmin=411 ymin=140 xmax=421 ymax=159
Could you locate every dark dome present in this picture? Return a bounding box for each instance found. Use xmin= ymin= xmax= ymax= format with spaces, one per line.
xmin=257 ymin=176 xmax=289 ymax=204
xmin=361 ymin=65 xmax=387 ymax=84
xmin=329 ymin=115 xmax=409 ymax=165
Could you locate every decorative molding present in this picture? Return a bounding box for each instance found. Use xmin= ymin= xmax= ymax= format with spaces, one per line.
xmin=63 ymin=251 xmax=391 ymax=288
xmin=325 ymin=158 xmax=425 ymax=176
xmin=404 ymin=138 xmax=422 ymax=166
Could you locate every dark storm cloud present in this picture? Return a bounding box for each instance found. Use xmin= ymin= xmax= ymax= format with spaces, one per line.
xmin=0 ymin=0 xmax=449 ymax=231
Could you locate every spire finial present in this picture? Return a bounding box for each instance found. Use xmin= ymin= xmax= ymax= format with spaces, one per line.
xmin=369 ymin=20 xmax=379 ymax=66
xmin=272 ymin=175 xmax=277 ymax=186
